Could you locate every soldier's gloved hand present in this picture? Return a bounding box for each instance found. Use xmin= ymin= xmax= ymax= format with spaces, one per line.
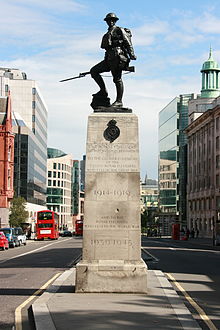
xmin=130 ymin=55 xmax=137 ymax=60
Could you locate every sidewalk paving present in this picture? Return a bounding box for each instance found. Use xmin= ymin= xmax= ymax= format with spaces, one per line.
xmin=32 ymin=268 xmax=201 ymax=330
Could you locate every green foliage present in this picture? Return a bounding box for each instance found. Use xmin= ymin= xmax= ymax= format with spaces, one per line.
xmin=141 ymin=210 xmax=148 ymax=230
xmin=141 ymin=208 xmax=159 ymax=233
xmin=9 ymin=197 xmax=29 ymax=227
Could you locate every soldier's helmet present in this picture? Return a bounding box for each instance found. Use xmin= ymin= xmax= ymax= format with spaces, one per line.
xmin=104 ymin=13 xmax=119 ymax=21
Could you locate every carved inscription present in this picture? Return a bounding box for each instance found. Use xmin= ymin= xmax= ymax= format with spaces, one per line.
xmin=86 ymin=143 xmax=139 ymax=172
xmin=87 ymin=143 xmax=137 ymax=153
xmin=90 ymin=239 xmax=132 ymax=246
xmin=89 ymin=188 xmax=139 ymax=201
xmin=84 ymin=215 xmax=140 ymax=230
xmin=84 ymin=223 xmax=140 ymax=229
xmin=94 ymin=190 xmax=131 ymax=197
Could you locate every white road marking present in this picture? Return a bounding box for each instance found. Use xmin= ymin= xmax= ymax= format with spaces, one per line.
xmin=141 ymin=247 xmax=159 ymax=262
xmin=0 ymin=238 xmax=72 ymax=265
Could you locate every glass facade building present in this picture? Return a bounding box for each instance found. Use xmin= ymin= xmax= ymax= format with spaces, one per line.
xmin=159 ymin=94 xmax=194 ymax=226
xmin=178 ymin=94 xmax=194 ymax=226
xmin=0 ymin=68 xmax=47 ymax=207
xmin=13 ymin=126 xmax=46 ymax=205
xmin=159 ymin=97 xmax=179 ymax=214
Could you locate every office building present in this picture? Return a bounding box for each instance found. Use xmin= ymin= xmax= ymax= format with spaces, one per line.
xmin=158 ymin=94 xmax=194 ymax=231
xmin=0 ymin=67 xmax=48 ymax=222
xmin=186 ymin=98 xmax=220 ymax=241
xmin=141 ymin=174 xmax=158 ymax=211
xmin=47 ymin=148 xmax=80 ymax=230
xmin=158 ymin=49 xmax=220 ymax=234
xmin=80 ymin=155 xmax=86 ymax=192
xmin=186 ymin=50 xmax=220 ymax=241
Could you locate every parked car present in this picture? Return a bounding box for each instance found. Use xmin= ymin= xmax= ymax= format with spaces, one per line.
xmin=61 ymin=230 xmax=73 ymax=237
xmin=0 ymin=228 xmax=19 ymax=248
xmin=0 ymin=231 xmax=9 ymax=250
xmin=14 ymin=227 xmax=27 ymax=246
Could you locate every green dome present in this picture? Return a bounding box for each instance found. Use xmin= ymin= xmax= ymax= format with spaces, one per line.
xmin=200 ymin=48 xmax=220 ymax=98
xmin=201 ymin=48 xmax=220 ymax=72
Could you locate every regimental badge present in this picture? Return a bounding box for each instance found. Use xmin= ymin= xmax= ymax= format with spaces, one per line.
xmin=103 ymin=119 xmax=120 ymax=143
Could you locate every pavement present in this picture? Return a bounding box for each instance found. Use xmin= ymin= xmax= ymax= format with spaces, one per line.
xmin=31 ymin=237 xmax=219 ymax=329
xmin=31 ymin=266 xmax=202 ymax=329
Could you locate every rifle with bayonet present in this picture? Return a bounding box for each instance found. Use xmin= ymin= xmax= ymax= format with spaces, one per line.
xmin=59 ymin=66 xmax=135 ymax=82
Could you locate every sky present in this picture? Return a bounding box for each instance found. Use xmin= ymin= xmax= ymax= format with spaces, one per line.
xmin=1 ymin=0 xmax=220 ymax=180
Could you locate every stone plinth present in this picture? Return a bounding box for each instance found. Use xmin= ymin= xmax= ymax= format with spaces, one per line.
xmin=75 ymin=112 xmax=147 ymax=293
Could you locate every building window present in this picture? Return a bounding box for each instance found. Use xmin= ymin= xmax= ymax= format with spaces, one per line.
xmin=53 ymin=163 xmax=56 ymax=169
xmin=48 ymin=171 xmax=52 ymax=177
xmin=53 ymin=171 xmax=56 ymax=178
xmin=58 ymin=163 xmax=61 ymax=170
xmin=216 ymin=196 xmax=220 ymax=209
xmin=5 ymin=84 xmax=9 ymax=92
xmin=32 ymin=88 xmax=36 ymax=95
xmin=53 ymin=180 xmax=56 ymax=186
xmin=216 ymin=155 xmax=220 ymax=169
xmin=32 ymin=115 xmax=35 ymax=122
xmin=216 ymin=117 xmax=219 ymax=130
xmin=7 ymin=169 xmax=11 ymax=189
xmin=32 ymin=101 xmax=36 ymax=109
xmin=48 ymin=180 xmax=51 ymax=186
xmin=58 ymin=172 xmax=60 ymax=178
xmin=8 ymin=146 xmax=11 ymax=161
xmin=216 ymin=174 xmax=219 ymax=188
xmin=216 ymin=136 xmax=219 ymax=150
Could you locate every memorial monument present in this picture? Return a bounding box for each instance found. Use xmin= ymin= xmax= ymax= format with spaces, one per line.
xmin=65 ymin=12 xmax=148 ymax=292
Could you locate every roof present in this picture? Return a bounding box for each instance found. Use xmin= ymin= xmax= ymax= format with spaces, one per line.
xmin=201 ymin=48 xmax=220 ymax=72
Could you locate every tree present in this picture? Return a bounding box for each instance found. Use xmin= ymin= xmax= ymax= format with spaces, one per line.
xmin=9 ymin=197 xmax=29 ymax=227
xmin=141 ymin=210 xmax=148 ymax=232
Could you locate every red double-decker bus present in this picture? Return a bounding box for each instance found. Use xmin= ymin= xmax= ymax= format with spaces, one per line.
xmin=75 ymin=219 xmax=83 ymax=236
xmin=36 ymin=210 xmax=59 ymax=240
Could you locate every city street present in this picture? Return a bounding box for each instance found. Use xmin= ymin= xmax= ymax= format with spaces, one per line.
xmin=1 ymin=236 xmax=220 ymax=329
xmin=142 ymin=236 xmax=220 ymax=330
xmin=0 ymin=236 xmax=82 ymax=330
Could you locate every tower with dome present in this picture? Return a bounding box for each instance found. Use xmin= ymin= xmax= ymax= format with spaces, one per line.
xmin=201 ymin=48 xmax=220 ymax=98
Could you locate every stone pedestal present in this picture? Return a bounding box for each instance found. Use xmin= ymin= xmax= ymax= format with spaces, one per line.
xmin=75 ymin=112 xmax=147 ymax=293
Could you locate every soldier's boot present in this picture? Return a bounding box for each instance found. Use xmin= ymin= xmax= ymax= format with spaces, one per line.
xmin=90 ymin=71 xmax=108 ymax=97
xmin=112 ymin=81 xmax=123 ymax=107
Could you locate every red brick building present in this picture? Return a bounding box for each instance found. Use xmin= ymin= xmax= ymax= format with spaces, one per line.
xmin=0 ymin=94 xmax=14 ymax=227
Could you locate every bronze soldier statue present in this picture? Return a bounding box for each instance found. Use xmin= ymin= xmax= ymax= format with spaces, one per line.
xmin=90 ymin=13 xmax=136 ymax=108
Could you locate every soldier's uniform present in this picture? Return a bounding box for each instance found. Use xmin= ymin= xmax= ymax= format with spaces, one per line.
xmin=90 ymin=13 xmax=136 ymax=107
